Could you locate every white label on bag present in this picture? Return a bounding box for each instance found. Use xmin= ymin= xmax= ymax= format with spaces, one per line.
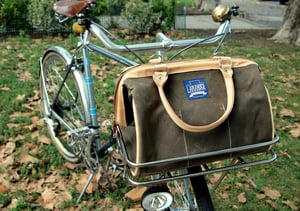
xmin=184 ymin=78 xmax=209 ymax=100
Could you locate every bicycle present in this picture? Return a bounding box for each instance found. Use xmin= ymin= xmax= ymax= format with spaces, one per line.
xmin=39 ymin=1 xmax=278 ymax=210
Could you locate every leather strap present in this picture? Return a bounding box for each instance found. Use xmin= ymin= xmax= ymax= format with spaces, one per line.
xmin=152 ymin=58 xmax=235 ymax=133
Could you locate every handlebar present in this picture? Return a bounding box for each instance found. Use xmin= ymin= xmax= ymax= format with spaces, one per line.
xmin=53 ymin=1 xmax=238 ymax=53
xmin=89 ymin=20 xmax=231 ymax=53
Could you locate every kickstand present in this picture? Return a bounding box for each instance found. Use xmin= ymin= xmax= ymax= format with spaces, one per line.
xmin=76 ymin=172 xmax=96 ymax=204
xmin=76 ymin=161 xmax=114 ymax=204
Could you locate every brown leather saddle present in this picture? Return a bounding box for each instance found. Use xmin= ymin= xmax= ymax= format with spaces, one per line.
xmin=53 ymin=0 xmax=96 ymax=17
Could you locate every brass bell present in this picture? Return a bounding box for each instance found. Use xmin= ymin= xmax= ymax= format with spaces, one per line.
xmin=72 ymin=22 xmax=86 ymax=34
xmin=211 ymin=5 xmax=230 ymax=23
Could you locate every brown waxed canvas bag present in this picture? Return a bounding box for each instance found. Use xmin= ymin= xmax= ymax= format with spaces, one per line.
xmin=114 ymin=57 xmax=276 ymax=176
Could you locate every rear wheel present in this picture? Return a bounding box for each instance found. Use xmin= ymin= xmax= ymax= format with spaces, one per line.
xmin=169 ymin=169 xmax=214 ymax=211
xmin=40 ymin=48 xmax=89 ymax=163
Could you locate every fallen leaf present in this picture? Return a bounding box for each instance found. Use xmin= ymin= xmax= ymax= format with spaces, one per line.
xmin=19 ymin=151 xmax=39 ymax=164
xmin=275 ymin=96 xmax=285 ymax=102
xmin=6 ymin=44 xmax=12 ymax=50
xmin=90 ymin=64 xmax=101 ymax=76
xmin=0 ymin=175 xmax=14 ymax=193
xmin=280 ymin=108 xmax=296 ymax=118
xmin=31 ymin=130 xmax=40 ymax=139
xmin=75 ymin=171 xmax=101 ymax=194
xmin=256 ymin=193 xmax=266 ymax=199
xmin=3 ymin=142 xmax=16 ymax=155
xmin=236 ymin=172 xmax=247 ymax=178
xmin=0 ymin=87 xmax=10 ymax=91
xmin=235 ymin=182 xmax=243 ymax=188
xmin=10 ymin=111 xmax=31 ymax=119
xmin=7 ymin=198 xmax=19 ymax=209
xmin=0 ymin=183 xmax=9 ymax=193
xmin=39 ymin=134 xmax=51 ymax=145
xmin=28 ymin=90 xmax=40 ymax=102
xmin=40 ymin=186 xmax=72 ymax=209
xmin=45 ymin=173 xmax=59 ymax=183
xmin=289 ymin=123 xmax=300 ymax=139
xmin=282 ymin=200 xmax=299 ymax=210
xmin=0 ymin=155 xmax=14 ymax=168
xmin=26 ymin=179 xmax=45 ymax=193
xmin=280 ymin=150 xmax=292 ymax=159
xmin=64 ymin=162 xmax=81 ymax=170
xmin=18 ymin=70 xmax=32 ymax=81
xmin=17 ymin=53 xmax=25 ymax=61
xmin=238 ymin=192 xmax=247 ymax=203
xmin=125 ymin=186 xmax=147 ymax=202
xmin=263 ymin=187 xmax=281 ymax=199
xmin=266 ymin=199 xmax=277 ymax=209
xmin=41 ymin=188 xmax=56 ymax=209
xmin=220 ymin=192 xmax=229 ymax=200
xmin=16 ymin=94 xmax=25 ymax=101
xmin=109 ymin=59 xmax=118 ymax=65
xmin=10 ymin=170 xmax=21 ymax=182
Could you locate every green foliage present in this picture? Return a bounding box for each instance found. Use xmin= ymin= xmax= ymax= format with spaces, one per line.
xmin=121 ymin=0 xmax=176 ymax=34
xmin=0 ymin=0 xmax=30 ymax=31
xmin=176 ymin=0 xmax=195 ymax=6
xmin=152 ymin=0 xmax=176 ymax=30
xmin=121 ymin=0 xmax=162 ymax=34
xmin=27 ymin=0 xmax=61 ymax=32
xmin=90 ymin=1 xmax=108 ymax=15
xmin=0 ymin=193 xmax=11 ymax=207
xmin=106 ymin=0 xmax=126 ymax=15
xmin=10 ymin=198 xmax=32 ymax=210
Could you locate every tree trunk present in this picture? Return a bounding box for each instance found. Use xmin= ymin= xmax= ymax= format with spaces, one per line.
xmin=271 ymin=0 xmax=300 ymax=46
xmin=195 ymin=0 xmax=220 ymax=12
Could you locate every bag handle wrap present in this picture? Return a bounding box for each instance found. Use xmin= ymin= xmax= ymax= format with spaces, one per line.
xmin=152 ymin=58 xmax=235 ymax=133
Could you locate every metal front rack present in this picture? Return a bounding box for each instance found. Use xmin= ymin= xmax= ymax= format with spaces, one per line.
xmin=117 ymin=133 xmax=279 ymax=186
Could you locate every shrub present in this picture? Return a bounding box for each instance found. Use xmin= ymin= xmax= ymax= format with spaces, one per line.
xmin=27 ymin=0 xmax=62 ymax=32
xmin=121 ymin=0 xmax=176 ymax=34
xmin=27 ymin=0 xmax=109 ymax=33
xmin=121 ymin=0 xmax=162 ymax=34
xmin=107 ymin=0 xmax=126 ymax=15
xmin=0 ymin=0 xmax=30 ymax=31
xmin=152 ymin=0 xmax=176 ymax=30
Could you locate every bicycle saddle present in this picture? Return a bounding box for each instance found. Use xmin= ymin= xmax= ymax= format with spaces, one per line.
xmin=53 ymin=0 xmax=96 ymax=17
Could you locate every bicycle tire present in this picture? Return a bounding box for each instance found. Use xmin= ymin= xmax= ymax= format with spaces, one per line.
xmin=40 ymin=47 xmax=89 ymax=163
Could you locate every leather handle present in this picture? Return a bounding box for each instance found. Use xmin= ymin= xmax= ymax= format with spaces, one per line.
xmin=152 ymin=62 xmax=234 ymax=133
